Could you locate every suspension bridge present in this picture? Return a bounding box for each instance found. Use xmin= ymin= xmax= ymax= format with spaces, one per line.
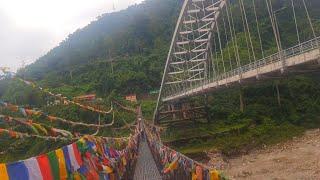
xmin=154 ymin=0 xmax=320 ymax=125
xmin=0 ymin=0 xmax=320 ymax=179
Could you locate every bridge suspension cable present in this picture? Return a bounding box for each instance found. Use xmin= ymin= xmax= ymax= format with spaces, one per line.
xmin=227 ymin=0 xmax=241 ymax=68
xmin=222 ymin=10 xmax=233 ymax=71
xmin=239 ymin=0 xmax=253 ymax=64
xmin=240 ymin=0 xmax=257 ymax=62
xmin=215 ymin=10 xmax=226 ymax=76
xmin=291 ymin=0 xmax=301 ymax=45
xmin=213 ymin=34 xmax=220 ymax=76
xmin=253 ymin=0 xmax=265 ymax=59
xmin=302 ymin=0 xmax=317 ymax=39
xmin=266 ymin=0 xmax=282 ymax=53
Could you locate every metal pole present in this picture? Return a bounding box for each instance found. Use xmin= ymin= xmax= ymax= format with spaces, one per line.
xmin=275 ymin=81 xmax=281 ymax=107
xmin=239 ymin=87 xmax=244 ymax=112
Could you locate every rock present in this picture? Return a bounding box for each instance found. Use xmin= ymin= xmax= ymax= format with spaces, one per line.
xmin=240 ymin=170 xmax=252 ymax=177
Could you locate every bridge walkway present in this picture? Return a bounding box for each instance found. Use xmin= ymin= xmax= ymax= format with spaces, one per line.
xmin=133 ymin=135 xmax=162 ymax=180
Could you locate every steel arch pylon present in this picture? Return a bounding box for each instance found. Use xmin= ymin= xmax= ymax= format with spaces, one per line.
xmin=154 ymin=0 xmax=227 ymax=124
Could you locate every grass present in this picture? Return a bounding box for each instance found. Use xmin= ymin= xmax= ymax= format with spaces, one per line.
xmin=162 ymin=121 xmax=249 ymax=142
xmin=140 ymin=100 xmax=157 ymax=120
xmin=165 ymin=121 xmax=304 ymax=156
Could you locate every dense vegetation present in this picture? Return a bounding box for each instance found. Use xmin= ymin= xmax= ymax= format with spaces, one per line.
xmin=18 ymin=0 xmax=320 ymax=97
xmin=0 ymin=79 xmax=135 ymax=162
xmin=163 ymin=75 xmax=320 ymax=156
xmin=20 ymin=0 xmax=182 ymax=96
xmin=1 ymin=0 xmax=320 ymax=162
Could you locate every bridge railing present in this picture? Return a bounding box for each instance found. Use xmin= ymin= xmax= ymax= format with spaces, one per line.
xmin=144 ymin=124 xmax=223 ymax=180
xmin=165 ymin=36 xmax=320 ymax=100
xmin=232 ymin=36 xmax=320 ymax=78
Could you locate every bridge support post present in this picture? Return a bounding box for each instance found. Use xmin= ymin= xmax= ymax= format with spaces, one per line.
xmin=239 ymin=88 xmax=244 ymax=113
xmin=172 ymin=104 xmax=177 ymax=120
xmin=204 ymin=94 xmax=211 ymax=124
xmin=275 ymin=81 xmax=281 ymax=107
xmin=156 ymin=98 xmax=208 ymax=125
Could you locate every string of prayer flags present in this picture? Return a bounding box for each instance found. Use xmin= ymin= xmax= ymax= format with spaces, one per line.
xmin=112 ymin=100 xmax=137 ymax=114
xmin=24 ymin=157 xmax=43 ymax=180
xmin=17 ymin=78 xmax=113 ymax=114
xmin=0 ymin=164 xmax=9 ymax=180
xmin=0 ymin=100 xmax=115 ymax=128
xmin=0 ymin=114 xmax=74 ymax=137
xmin=0 ymin=128 xmax=74 ymax=141
xmin=0 ymin=134 xmax=140 ymax=180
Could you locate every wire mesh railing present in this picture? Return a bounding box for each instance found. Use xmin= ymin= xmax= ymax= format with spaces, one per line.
xmin=164 ymin=36 xmax=320 ymax=100
xmin=144 ymin=122 xmax=224 ymax=180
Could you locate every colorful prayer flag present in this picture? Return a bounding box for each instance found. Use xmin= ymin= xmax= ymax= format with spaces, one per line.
xmin=67 ymin=144 xmax=80 ymax=172
xmin=210 ymin=170 xmax=220 ymax=180
xmin=6 ymin=161 xmax=29 ymax=180
xmin=24 ymin=157 xmax=42 ymax=180
xmin=0 ymin=163 xmax=9 ymax=180
xmin=62 ymin=146 xmax=72 ymax=173
xmin=55 ymin=149 xmax=68 ymax=179
xmin=37 ymin=154 xmax=54 ymax=180
xmin=72 ymin=143 xmax=83 ymax=167
xmin=47 ymin=151 xmax=60 ymax=180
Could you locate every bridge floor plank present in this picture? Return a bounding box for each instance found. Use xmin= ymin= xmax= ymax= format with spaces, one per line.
xmin=133 ymin=137 xmax=162 ymax=180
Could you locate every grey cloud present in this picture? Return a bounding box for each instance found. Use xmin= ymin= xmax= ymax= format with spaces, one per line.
xmin=0 ymin=11 xmax=56 ymax=71
xmin=0 ymin=0 xmax=138 ymax=71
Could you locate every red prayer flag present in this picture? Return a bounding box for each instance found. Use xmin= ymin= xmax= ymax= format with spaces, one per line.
xmin=37 ymin=155 xmax=54 ymax=180
xmin=72 ymin=143 xmax=83 ymax=166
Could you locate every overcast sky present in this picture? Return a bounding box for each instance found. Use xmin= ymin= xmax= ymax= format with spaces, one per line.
xmin=0 ymin=0 xmax=143 ymax=72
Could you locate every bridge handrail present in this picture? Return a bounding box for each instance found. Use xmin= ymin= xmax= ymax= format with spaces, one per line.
xmin=143 ymin=123 xmax=222 ymax=179
xmin=165 ymin=36 xmax=320 ymax=99
xmin=219 ymin=36 xmax=320 ymax=81
xmin=217 ymin=36 xmax=320 ymax=82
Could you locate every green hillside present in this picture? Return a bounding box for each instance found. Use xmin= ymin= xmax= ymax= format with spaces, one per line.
xmin=18 ymin=0 xmax=320 ymax=97
xmin=20 ymin=0 xmax=183 ymax=96
xmin=1 ymin=0 xmax=320 ymax=161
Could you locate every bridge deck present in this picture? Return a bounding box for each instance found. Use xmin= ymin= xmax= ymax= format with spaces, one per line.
xmin=163 ymin=39 xmax=320 ymax=102
xmin=133 ymin=137 xmax=162 ymax=180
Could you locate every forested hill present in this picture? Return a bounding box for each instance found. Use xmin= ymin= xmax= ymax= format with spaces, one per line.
xmin=20 ymin=0 xmax=320 ymax=97
xmin=21 ymin=0 xmax=183 ymax=96
xmin=2 ymin=0 xmax=320 ymax=162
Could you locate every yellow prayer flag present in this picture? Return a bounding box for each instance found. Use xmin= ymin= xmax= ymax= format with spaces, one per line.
xmin=192 ymin=172 xmax=197 ymax=180
xmin=209 ymin=170 xmax=220 ymax=180
xmin=196 ymin=166 xmax=203 ymax=180
xmin=48 ymin=116 xmax=57 ymax=122
xmin=109 ymin=173 xmax=115 ymax=180
xmin=33 ymin=123 xmax=48 ymax=135
xmin=169 ymin=159 xmax=178 ymax=170
xmin=122 ymin=157 xmax=127 ymax=166
xmin=103 ymin=165 xmax=113 ymax=174
xmin=73 ymin=173 xmax=81 ymax=180
xmin=79 ymin=138 xmax=85 ymax=144
xmin=55 ymin=149 xmax=68 ymax=179
xmin=0 ymin=164 xmax=9 ymax=180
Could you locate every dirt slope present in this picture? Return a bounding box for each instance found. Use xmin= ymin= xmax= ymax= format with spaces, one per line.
xmin=207 ymin=129 xmax=320 ymax=180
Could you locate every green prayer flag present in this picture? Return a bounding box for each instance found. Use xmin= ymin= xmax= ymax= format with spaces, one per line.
xmin=29 ymin=125 xmax=39 ymax=134
xmin=76 ymin=141 xmax=87 ymax=154
xmin=47 ymin=151 xmax=60 ymax=180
